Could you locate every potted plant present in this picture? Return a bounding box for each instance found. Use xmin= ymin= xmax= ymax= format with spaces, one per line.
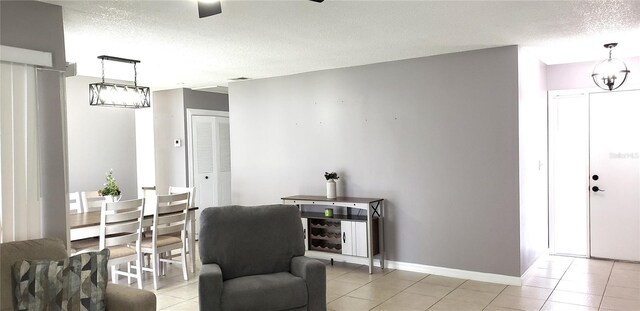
xmin=98 ymin=169 xmax=121 ymax=202
xmin=324 ymin=172 xmax=339 ymax=199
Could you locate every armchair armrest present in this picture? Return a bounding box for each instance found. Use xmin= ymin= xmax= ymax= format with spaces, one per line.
xmin=199 ymin=263 xmax=224 ymax=311
xmin=291 ymin=256 xmax=326 ymax=311
xmin=106 ymin=284 xmax=156 ymax=311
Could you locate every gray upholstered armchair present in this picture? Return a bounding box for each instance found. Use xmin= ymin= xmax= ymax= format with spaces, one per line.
xmin=198 ymin=204 xmax=326 ymax=311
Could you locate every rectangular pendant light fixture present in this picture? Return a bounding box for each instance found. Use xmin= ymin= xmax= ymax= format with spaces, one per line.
xmin=89 ymin=55 xmax=151 ymax=108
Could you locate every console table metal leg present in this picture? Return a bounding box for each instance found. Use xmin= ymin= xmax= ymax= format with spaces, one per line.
xmin=367 ymin=204 xmax=373 ymax=274
xmin=380 ymin=200 xmax=385 ymax=270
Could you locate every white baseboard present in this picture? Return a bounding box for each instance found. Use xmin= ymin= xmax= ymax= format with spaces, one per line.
xmin=382 ymin=259 xmax=522 ymax=286
xmin=307 ymin=251 xmax=522 ymax=286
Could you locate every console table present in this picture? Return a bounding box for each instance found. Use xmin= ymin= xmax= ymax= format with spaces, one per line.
xmin=282 ymin=195 xmax=385 ymax=274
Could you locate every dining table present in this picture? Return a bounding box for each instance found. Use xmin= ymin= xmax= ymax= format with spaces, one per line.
xmin=68 ymin=205 xmax=199 ymax=273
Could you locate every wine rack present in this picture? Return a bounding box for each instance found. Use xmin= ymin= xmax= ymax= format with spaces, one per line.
xmin=308 ymin=218 xmax=342 ymax=253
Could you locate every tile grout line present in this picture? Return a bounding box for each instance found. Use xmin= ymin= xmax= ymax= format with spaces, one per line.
xmin=542 ymin=256 xmax=574 ymax=310
xmin=157 ymin=296 xmax=188 ymax=311
xmin=597 ymin=260 xmax=615 ymax=311
xmin=363 ymin=273 xmax=431 ymax=310
xmin=508 ymin=256 xmax=574 ymax=311
xmin=332 ymin=268 xmax=417 ymax=310
xmin=481 ymin=284 xmax=509 ymax=311
xmin=327 ymin=263 xmax=380 ymax=309
xmin=422 ymin=278 xmax=469 ymax=310
xmin=547 ymin=256 xmax=618 ymax=311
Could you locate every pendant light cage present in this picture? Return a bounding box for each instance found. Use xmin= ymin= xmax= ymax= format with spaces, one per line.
xmin=89 ymin=55 xmax=151 ymax=108
xmin=592 ymin=43 xmax=631 ymax=91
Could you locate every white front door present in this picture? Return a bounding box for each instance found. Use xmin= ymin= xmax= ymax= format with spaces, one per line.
xmin=589 ymin=90 xmax=640 ymax=261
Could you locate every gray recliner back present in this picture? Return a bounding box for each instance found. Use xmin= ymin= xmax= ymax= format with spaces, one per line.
xmin=199 ymin=204 xmax=305 ymax=280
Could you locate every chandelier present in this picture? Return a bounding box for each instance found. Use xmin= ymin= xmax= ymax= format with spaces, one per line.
xmin=592 ymin=43 xmax=630 ymax=91
xmin=89 ymin=55 xmax=150 ymax=108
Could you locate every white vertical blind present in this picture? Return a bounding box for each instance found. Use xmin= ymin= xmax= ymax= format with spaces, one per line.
xmin=0 ymin=61 xmax=42 ymax=242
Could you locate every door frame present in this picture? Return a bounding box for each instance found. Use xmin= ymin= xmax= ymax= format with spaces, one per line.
xmin=547 ymin=86 xmax=640 ymax=258
xmin=548 ymin=88 xmax=592 ymax=257
xmin=185 ymin=108 xmax=229 ymax=189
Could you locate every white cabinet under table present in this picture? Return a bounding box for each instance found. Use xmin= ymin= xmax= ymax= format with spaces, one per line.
xmin=341 ymin=220 xmax=369 ymax=257
xmin=282 ymin=195 xmax=385 ymax=274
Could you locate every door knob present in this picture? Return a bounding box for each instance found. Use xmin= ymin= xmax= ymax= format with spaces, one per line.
xmin=592 ymin=175 xmax=599 ymax=180
xmin=205 ymin=176 xmax=209 ymax=179
xmin=592 ymin=186 xmax=605 ymax=192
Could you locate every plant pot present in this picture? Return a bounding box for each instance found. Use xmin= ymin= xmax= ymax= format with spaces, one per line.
xmin=326 ymin=180 xmax=336 ymax=199
xmin=103 ymin=194 xmax=121 ymax=203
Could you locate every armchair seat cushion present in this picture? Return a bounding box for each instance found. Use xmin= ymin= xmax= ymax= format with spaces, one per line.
xmin=222 ymin=272 xmax=307 ymax=311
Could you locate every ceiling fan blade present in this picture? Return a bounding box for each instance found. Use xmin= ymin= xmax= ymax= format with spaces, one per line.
xmin=309 ymin=0 xmax=325 ymax=2
xmin=198 ymin=0 xmax=222 ymax=18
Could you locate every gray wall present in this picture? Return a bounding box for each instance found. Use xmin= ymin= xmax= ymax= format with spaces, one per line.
xmin=1 ymin=1 xmax=68 ymax=241
xmin=517 ymin=48 xmax=549 ymax=274
xmin=183 ymin=88 xmax=229 ymax=112
xmin=153 ymin=88 xmax=186 ymax=193
xmin=65 ymin=76 xmax=138 ymax=199
xmin=153 ymin=88 xmax=229 ymax=194
xmin=547 ymin=57 xmax=640 ymax=90
xmin=0 ymin=1 xmax=66 ymax=71
xmin=230 ymin=46 xmax=523 ymax=276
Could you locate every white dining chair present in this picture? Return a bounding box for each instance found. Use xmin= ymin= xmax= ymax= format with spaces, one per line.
xmin=81 ymin=190 xmax=106 ymax=213
xmin=69 ymin=191 xmax=100 ymax=255
xmin=168 ymin=186 xmax=196 ymax=273
xmin=68 ymin=192 xmax=82 ymax=214
xmin=69 ymin=238 xmax=100 ymax=255
xmin=168 ymin=186 xmax=195 ymax=208
xmin=100 ymin=198 xmax=145 ymax=289
xmin=140 ymin=192 xmax=190 ymax=290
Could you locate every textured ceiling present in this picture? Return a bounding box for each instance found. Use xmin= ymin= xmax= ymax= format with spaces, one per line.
xmin=45 ymin=0 xmax=640 ymax=90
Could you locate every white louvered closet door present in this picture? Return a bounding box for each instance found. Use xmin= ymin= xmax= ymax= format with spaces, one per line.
xmin=191 ymin=115 xmax=231 ymax=238
xmin=192 ymin=115 xmax=231 ymax=209
xmin=0 ymin=61 xmax=42 ymax=242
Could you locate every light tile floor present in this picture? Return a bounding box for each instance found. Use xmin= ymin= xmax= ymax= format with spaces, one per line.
xmin=117 ymin=251 xmax=640 ymax=311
